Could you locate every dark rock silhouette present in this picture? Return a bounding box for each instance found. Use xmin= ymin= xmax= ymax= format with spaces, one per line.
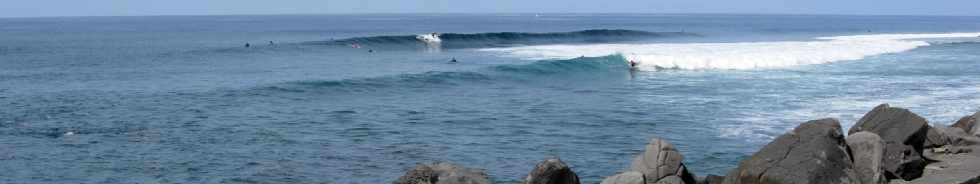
xmin=523 ymin=158 xmax=580 ymax=184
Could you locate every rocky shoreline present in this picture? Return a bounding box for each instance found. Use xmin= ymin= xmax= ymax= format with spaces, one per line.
xmin=393 ymin=104 xmax=980 ymax=184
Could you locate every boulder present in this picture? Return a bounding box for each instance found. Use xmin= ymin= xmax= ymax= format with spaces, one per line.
xmin=847 ymin=104 xmax=930 ymax=180
xmin=523 ymin=158 xmax=580 ymax=184
xmin=723 ymin=118 xmax=859 ymax=184
xmin=951 ymin=112 xmax=980 ymax=136
xmin=395 ymin=162 xmax=491 ymax=184
xmin=601 ymin=171 xmax=645 ymax=184
xmin=846 ymin=132 xmax=887 ymax=184
xmin=630 ymin=138 xmax=697 ymax=184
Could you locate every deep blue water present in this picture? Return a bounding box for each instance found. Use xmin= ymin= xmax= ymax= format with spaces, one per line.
xmin=2 ymin=14 xmax=980 ymax=183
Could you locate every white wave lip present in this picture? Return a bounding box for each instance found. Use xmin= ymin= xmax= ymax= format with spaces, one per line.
xmin=480 ymin=32 xmax=980 ymax=70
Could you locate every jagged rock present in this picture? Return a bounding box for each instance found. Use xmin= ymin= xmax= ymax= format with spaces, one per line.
xmin=630 ymin=138 xmax=697 ymax=184
xmin=846 ymin=132 xmax=887 ymax=184
xmin=847 ymin=104 xmax=929 ymax=180
xmin=701 ymin=175 xmax=725 ymax=184
xmin=952 ymin=112 xmax=980 ymax=136
xmin=601 ymin=171 xmax=645 ymax=184
xmin=523 ymin=158 xmax=580 ymax=184
xmin=723 ymin=118 xmax=859 ymax=184
xmin=395 ymin=162 xmax=491 ymax=184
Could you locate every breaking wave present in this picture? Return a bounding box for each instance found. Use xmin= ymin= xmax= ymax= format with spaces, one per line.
xmin=479 ymin=32 xmax=980 ymax=70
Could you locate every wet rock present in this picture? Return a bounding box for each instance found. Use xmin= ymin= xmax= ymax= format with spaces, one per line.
xmin=523 ymin=158 xmax=580 ymax=184
xmin=723 ymin=118 xmax=859 ymax=184
xmin=846 ymin=132 xmax=887 ymax=184
xmin=395 ymin=162 xmax=491 ymax=184
xmin=847 ymin=104 xmax=930 ymax=180
xmin=952 ymin=112 xmax=980 ymax=136
xmin=630 ymin=138 xmax=697 ymax=184
xmin=601 ymin=171 xmax=645 ymax=184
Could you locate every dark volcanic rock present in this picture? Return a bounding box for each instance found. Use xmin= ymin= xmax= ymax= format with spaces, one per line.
xmin=847 ymin=104 xmax=930 ymax=180
xmin=723 ymin=118 xmax=859 ymax=184
xmin=395 ymin=162 xmax=491 ymax=184
xmin=523 ymin=158 xmax=580 ymax=184
xmin=600 ymin=171 xmax=645 ymax=184
xmin=630 ymin=138 xmax=697 ymax=184
xmin=952 ymin=112 xmax=980 ymax=136
xmin=846 ymin=132 xmax=887 ymax=184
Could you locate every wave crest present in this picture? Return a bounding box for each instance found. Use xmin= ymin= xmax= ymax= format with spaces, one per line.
xmin=480 ymin=32 xmax=980 ymax=70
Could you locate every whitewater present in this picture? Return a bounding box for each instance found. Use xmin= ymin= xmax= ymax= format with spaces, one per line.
xmin=480 ymin=32 xmax=980 ymax=70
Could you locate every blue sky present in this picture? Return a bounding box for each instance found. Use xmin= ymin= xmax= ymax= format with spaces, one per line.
xmin=1 ymin=0 xmax=977 ymax=17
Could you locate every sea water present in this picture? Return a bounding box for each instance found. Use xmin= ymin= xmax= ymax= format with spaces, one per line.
xmin=2 ymin=14 xmax=980 ymax=183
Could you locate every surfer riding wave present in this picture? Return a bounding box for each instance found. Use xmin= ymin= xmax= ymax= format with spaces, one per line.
xmin=417 ymin=32 xmax=442 ymax=44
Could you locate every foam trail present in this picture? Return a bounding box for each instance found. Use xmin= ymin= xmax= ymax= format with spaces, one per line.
xmin=481 ymin=33 xmax=980 ymax=70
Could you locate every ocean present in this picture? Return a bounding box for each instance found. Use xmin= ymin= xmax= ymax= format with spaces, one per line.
xmin=2 ymin=14 xmax=980 ymax=183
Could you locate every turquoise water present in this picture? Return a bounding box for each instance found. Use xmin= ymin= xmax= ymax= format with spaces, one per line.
xmin=2 ymin=14 xmax=980 ymax=183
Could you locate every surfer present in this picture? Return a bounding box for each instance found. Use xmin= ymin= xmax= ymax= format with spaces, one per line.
xmin=268 ymin=41 xmax=274 ymax=46
xmin=629 ymin=59 xmax=638 ymax=68
xmin=449 ymin=57 xmax=458 ymax=63
xmin=245 ymin=43 xmax=250 ymax=48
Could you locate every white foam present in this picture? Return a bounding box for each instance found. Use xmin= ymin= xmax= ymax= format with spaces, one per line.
xmin=717 ymin=84 xmax=980 ymax=142
xmin=817 ymin=32 xmax=980 ymax=41
xmin=480 ymin=32 xmax=980 ymax=70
